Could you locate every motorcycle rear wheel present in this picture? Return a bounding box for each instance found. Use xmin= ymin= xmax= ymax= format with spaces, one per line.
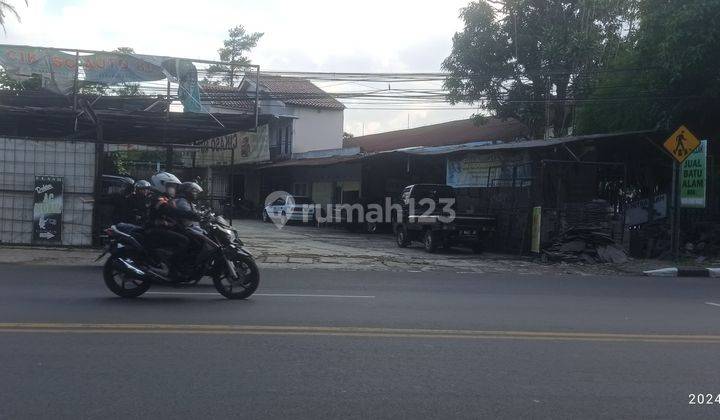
xmin=103 ymin=257 xmax=151 ymax=298
xmin=213 ymin=255 xmax=260 ymax=299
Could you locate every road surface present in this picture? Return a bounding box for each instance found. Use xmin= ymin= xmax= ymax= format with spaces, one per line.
xmin=1 ymin=264 xmax=720 ymax=419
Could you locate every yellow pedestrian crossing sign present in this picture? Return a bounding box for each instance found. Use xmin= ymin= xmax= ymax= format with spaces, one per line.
xmin=663 ymin=125 xmax=700 ymax=163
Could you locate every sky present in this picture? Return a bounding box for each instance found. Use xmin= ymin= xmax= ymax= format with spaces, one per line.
xmin=2 ymin=0 xmax=477 ymax=136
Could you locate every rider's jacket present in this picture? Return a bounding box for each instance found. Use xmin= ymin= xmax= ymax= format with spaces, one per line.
xmin=173 ymin=197 xmax=201 ymax=228
xmin=147 ymin=193 xmax=199 ymax=228
xmin=126 ymin=192 xmax=152 ymax=225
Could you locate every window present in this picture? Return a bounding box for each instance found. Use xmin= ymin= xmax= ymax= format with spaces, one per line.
xmin=293 ymin=183 xmax=308 ymax=197
xmin=284 ymin=126 xmax=291 ymax=155
xmin=292 ymin=196 xmax=313 ymax=204
xmin=270 ymin=127 xmax=279 ymax=147
xmin=285 ymin=127 xmax=291 ymax=153
xmin=102 ymin=179 xmax=131 ymax=196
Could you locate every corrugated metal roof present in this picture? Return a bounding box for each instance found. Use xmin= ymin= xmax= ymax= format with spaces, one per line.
xmin=344 ymin=118 xmax=529 ymax=152
xmin=391 ymin=130 xmax=656 ymax=155
xmin=254 ymin=130 xmax=656 ymax=169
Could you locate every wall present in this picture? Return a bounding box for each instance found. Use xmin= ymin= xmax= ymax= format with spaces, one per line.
xmin=259 ymin=163 xmax=361 ymax=206
xmin=205 ymin=103 xmax=343 ymax=155
xmin=288 ymin=107 xmax=344 ymax=153
xmin=0 ymin=137 xmax=95 ymax=246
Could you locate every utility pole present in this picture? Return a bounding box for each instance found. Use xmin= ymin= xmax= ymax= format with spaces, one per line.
xmin=166 ymin=79 xmax=171 ymax=120
xmin=72 ymin=52 xmax=79 ymax=114
xmin=544 ymin=76 xmax=551 ymax=140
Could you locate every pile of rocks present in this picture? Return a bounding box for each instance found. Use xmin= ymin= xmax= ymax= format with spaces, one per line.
xmin=680 ymin=222 xmax=720 ymax=261
xmin=543 ymin=227 xmax=628 ymax=264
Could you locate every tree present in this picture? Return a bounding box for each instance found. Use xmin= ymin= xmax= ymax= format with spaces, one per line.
xmin=576 ymin=0 xmax=720 ymax=135
xmin=112 ymin=47 xmax=142 ymax=96
xmin=0 ymin=68 xmax=40 ymax=91
xmin=0 ymin=0 xmax=26 ymax=33
xmin=206 ymin=25 xmax=264 ymax=86
xmin=443 ymin=0 xmax=635 ymax=137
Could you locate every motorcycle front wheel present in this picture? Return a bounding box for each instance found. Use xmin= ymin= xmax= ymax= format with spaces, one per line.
xmin=103 ymin=257 xmax=151 ymax=298
xmin=213 ymin=255 xmax=260 ymax=300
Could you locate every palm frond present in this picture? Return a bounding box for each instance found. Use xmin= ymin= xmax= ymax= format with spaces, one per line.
xmin=0 ymin=1 xmax=27 ymax=34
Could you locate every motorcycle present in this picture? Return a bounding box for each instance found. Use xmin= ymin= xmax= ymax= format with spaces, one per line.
xmin=98 ymin=211 xmax=259 ymax=299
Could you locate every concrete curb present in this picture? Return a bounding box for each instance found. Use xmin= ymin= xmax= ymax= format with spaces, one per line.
xmin=643 ymin=267 xmax=720 ymax=277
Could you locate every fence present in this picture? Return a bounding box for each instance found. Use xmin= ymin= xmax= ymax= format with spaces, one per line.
xmin=0 ymin=136 xmax=235 ymax=247
xmin=0 ymin=137 xmax=96 ymax=246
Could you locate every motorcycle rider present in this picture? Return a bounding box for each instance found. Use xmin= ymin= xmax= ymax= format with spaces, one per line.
xmin=126 ymin=180 xmax=153 ymax=225
xmin=144 ymin=172 xmax=199 ymax=273
xmin=174 ymin=181 xmax=215 ymax=267
xmin=174 ymin=181 xmax=204 ymax=228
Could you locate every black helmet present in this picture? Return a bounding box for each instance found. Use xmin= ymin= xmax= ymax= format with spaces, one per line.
xmin=178 ymin=182 xmax=203 ymax=201
xmin=134 ymin=180 xmax=151 ymax=190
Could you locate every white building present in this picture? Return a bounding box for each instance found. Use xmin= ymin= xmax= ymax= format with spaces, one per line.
xmin=201 ymin=75 xmax=345 ymax=159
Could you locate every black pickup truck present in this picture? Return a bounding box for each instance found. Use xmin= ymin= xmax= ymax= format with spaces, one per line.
xmin=393 ymin=184 xmax=496 ymax=253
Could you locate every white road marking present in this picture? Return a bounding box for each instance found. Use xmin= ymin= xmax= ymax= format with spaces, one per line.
xmin=705 ymin=302 xmax=720 ymax=307
xmin=146 ymin=291 xmax=375 ymax=299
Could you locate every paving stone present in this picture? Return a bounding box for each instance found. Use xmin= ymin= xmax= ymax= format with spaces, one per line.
xmin=264 ymin=256 xmax=288 ymax=263
xmin=288 ymin=257 xmax=314 ymax=264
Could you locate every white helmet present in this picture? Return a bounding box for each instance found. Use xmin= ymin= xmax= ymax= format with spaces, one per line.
xmin=150 ymin=172 xmax=181 ymax=196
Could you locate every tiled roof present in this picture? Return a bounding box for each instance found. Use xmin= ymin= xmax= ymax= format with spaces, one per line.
xmin=200 ymin=76 xmax=345 ymax=112
xmin=344 ymin=118 xmax=529 ymax=152
xmin=255 ymin=75 xmax=345 ymax=110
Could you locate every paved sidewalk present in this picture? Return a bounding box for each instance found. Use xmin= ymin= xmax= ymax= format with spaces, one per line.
xmin=0 ymin=219 xmax=681 ymax=275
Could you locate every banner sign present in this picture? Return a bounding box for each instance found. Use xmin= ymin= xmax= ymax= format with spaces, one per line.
xmin=174 ymin=59 xmax=201 ymax=112
xmin=33 ymin=175 xmax=63 ymax=243
xmin=680 ymin=139 xmax=707 ymax=208
xmin=0 ymin=46 xmax=76 ymax=92
xmin=447 ymin=154 xmax=495 ymax=187
xmin=82 ymin=53 xmax=166 ymax=84
xmin=624 ymin=194 xmax=668 ymax=226
xmin=447 ymin=153 xmax=529 ymax=188
xmin=0 ymin=45 xmax=202 ymax=110
xmin=192 ymin=125 xmax=270 ymax=166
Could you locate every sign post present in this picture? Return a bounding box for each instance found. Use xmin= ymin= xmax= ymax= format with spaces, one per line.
xmin=33 ymin=175 xmax=63 ymax=244
xmin=680 ymin=139 xmax=707 ymax=208
xmin=531 ymin=206 xmax=542 ymax=253
xmin=662 ymin=126 xmax=702 ymax=260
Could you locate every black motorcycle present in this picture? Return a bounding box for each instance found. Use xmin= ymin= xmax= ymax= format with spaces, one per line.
xmin=99 ymin=212 xmax=259 ymax=299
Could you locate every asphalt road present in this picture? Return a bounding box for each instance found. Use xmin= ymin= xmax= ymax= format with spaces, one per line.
xmin=1 ymin=264 xmax=720 ymax=419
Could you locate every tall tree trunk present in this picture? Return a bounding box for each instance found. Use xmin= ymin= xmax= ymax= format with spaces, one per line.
xmin=552 ymin=74 xmax=570 ymax=136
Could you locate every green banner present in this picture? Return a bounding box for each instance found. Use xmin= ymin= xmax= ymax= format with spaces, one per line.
xmin=680 ymin=139 xmax=707 ymax=208
xmin=0 ymin=46 xmax=77 ymax=92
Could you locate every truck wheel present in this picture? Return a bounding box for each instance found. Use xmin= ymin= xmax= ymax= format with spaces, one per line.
xmin=424 ymin=230 xmax=438 ymax=253
xmin=364 ymin=221 xmax=378 ymax=234
xmin=396 ymin=225 xmax=410 ymax=247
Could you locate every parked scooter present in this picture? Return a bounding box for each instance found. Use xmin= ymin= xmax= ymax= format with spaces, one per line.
xmin=98 ymin=211 xmax=259 ymax=299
